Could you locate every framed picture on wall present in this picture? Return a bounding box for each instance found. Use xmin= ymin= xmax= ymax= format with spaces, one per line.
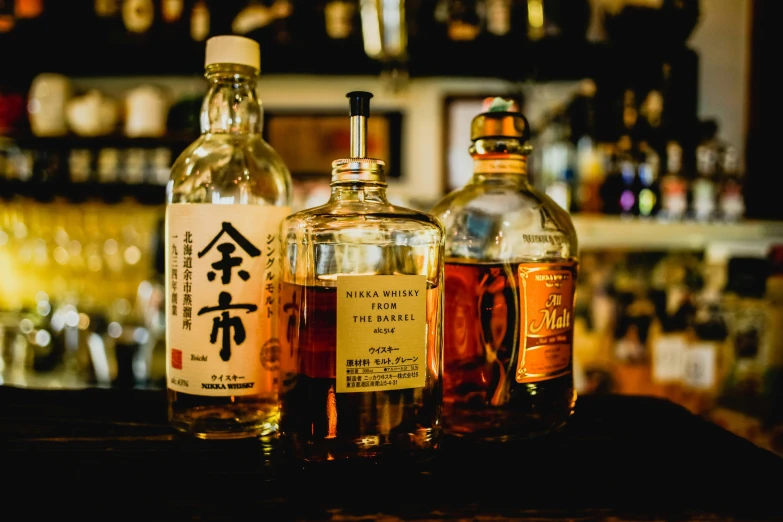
xmin=263 ymin=111 xmax=403 ymax=179
xmin=442 ymin=93 xmax=525 ymax=194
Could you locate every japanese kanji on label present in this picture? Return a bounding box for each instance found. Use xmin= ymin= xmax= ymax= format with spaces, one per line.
xmin=165 ymin=205 xmax=292 ymax=397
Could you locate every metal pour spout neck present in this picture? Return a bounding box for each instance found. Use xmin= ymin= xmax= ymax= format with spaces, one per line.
xmin=332 ymin=91 xmax=386 ymax=183
xmin=348 ymin=91 xmax=372 ymax=158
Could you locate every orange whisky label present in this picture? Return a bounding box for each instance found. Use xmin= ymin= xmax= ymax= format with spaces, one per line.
xmin=516 ymin=262 xmax=577 ymax=383
xmin=473 ymin=158 xmax=527 ymax=174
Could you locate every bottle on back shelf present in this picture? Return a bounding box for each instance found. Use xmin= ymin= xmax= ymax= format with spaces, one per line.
xmin=762 ymin=245 xmax=783 ymax=429
xmin=690 ymin=120 xmax=720 ymax=222
xmin=278 ymin=91 xmax=445 ymax=463
xmin=658 ymin=141 xmax=689 ymax=222
xmin=616 ymin=136 xmax=641 ymax=218
xmin=190 ymin=0 xmax=209 ymax=41
xmin=446 ymin=0 xmax=483 ymax=41
xmin=649 ymin=253 xmax=697 ymax=402
xmin=569 ymin=79 xmax=606 ymax=214
xmin=323 ymin=0 xmax=359 ymax=40
xmin=683 ymin=287 xmax=728 ymax=415
xmin=430 ymin=97 xmax=578 ymax=441
xmin=600 ymin=89 xmax=642 ymax=217
xmin=536 ymin=107 xmax=577 ymax=213
xmin=164 ymin=35 xmax=293 ymax=440
xmin=717 ymin=144 xmax=745 ymax=223
xmin=636 ymin=143 xmax=661 ymax=219
xmin=718 ymin=256 xmax=770 ymax=416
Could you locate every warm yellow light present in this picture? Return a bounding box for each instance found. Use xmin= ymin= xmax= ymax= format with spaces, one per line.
xmin=528 ymin=0 xmax=544 ymax=29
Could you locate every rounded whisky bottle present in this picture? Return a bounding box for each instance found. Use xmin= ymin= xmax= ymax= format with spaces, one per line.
xmin=430 ymin=98 xmax=578 ymax=441
xmin=165 ymin=35 xmax=293 ymax=439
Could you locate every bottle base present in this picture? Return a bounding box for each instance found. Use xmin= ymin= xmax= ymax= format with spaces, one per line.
xmin=281 ymin=428 xmax=441 ymax=465
xmin=170 ymin=405 xmax=279 ymax=440
xmin=172 ymin=426 xmax=272 ymax=441
xmin=443 ymin=383 xmax=577 ymax=441
xmin=442 ymin=408 xmax=572 ymax=442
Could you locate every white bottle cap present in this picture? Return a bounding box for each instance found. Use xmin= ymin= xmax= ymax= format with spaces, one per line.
xmin=204 ymin=35 xmax=260 ymax=71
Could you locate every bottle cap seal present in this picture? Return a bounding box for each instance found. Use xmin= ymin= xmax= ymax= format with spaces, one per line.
xmin=205 ymin=35 xmax=260 ymax=70
xmin=331 ymin=158 xmax=386 ymax=182
xmin=471 ymin=98 xmax=530 ymax=142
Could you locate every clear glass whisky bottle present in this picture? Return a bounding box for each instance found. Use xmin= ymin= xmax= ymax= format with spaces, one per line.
xmin=278 ymin=91 xmax=444 ymax=463
xmin=165 ymin=35 xmax=293 ymax=439
xmin=430 ymin=98 xmax=578 ymax=441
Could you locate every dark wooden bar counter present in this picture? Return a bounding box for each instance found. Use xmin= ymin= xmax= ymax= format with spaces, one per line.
xmin=2 ymin=385 xmax=782 ymax=521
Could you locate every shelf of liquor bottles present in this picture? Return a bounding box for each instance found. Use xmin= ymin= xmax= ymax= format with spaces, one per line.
xmin=1 ymin=31 xmax=690 ymax=84
xmin=0 ymin=0 xmax=699 ymax=84
xmin=0 ymin=133 xmax=184 ymax=206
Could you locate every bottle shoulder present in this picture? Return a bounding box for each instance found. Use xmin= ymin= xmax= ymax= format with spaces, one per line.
xmin=430 ymin=180 xmax=578 ymax=262
xmin=432 ymin=181 xmax=576 ymax=231
xmin=432 ymin=179 xmax=547 ymax=212
xmin=168 ymin=133 xmax=292 ymax=206
xmin=171 ymin=134 xmax=289 ymax=171
xmin=281 ymin=199 xmax=444 ymax=284
xmin=283 ymin=200 xmax=445 ymax=236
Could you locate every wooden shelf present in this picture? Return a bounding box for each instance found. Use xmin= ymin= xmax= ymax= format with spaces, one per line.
xmin=573 ymin=215 xmax=783 ymax=253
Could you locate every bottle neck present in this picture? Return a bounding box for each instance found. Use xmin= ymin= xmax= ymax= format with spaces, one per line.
xmin=329 ymin=181 xmax=388 ymax=203
xmin=201 ymin=64 xmax=262 ymax=135
xmin=470 ymin=138 xmax=530 ymax=182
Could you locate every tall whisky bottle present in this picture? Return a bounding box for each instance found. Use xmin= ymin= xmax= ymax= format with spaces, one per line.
xmin=278 ymin=91 xmax=445 ymax=463
xmin=430 ymin=98 xmax=578 ymax=441
xmin=165 ymin=35 xmax=293 ymax=439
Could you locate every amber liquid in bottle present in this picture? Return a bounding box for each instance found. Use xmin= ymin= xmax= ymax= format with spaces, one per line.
xmin=279 ymin=283 xmax=442 ymax=460
xmin=443 ymin=260 xmax=576 ymax=440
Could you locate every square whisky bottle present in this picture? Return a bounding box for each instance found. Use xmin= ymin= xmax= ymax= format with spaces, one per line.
xmin=278 ymin=92 xmax=445 ymax=463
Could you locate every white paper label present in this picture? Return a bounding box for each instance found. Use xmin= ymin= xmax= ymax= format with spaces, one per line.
xmin=336 ymin=275 xmax=428 ymax=393
xmin=652 ymin=334 xmax=687 ymax=383
xmin=165 ymin=204 xmax=291 ymax=396
xmin=684 ymin=342 xmax=717 ymax=390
